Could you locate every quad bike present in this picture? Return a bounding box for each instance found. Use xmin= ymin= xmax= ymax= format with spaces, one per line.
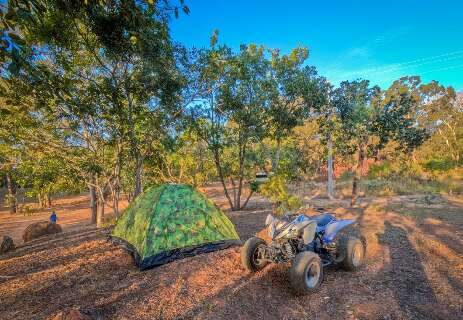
xmin=241 ymin=213 xmax=366 ymax=294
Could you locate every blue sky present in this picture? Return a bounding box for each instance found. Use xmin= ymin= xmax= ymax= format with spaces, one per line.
xmin=170 ymin=0 xmax=463 ymax=91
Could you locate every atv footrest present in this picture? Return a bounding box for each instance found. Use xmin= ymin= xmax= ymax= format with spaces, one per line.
xmin=321 ymin=259 xmax=334 ymax=267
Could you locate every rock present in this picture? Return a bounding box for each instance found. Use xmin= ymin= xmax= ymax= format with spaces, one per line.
xmin=22 ymin=221 xmax=62 ymax=243
xmin=0 ymin=235 xmax=15 ymax=254
xmin=49 ymin=308 xmax=91 ymax=320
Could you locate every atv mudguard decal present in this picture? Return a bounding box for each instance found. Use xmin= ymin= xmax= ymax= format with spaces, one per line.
xmin=322 ymin=219 xmax=355 ymax=243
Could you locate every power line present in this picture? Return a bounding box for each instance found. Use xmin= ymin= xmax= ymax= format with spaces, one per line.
xmin=328 ymin=50 xmax=463 ymax=82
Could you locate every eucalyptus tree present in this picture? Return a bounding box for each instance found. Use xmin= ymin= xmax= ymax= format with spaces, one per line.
xmin=393 ymin=78 xmax=460 ymax=163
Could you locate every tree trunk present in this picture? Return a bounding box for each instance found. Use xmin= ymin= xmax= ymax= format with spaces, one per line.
xmin=89 ymin=186 xmax=98 ymax=224
xmin=236 ymin=143 xmax=247 ymax=210
xmin=113 ymin=190 xmax=120 ymax=218
xmin=38 ymin=193 xmax=44 ymax=209
xmin=236 ymin=181 xmax=242 ymax=210
xmin=327 ymin=133 xmax=335 ymax=200
xmin=213 ymin=149 xmax=235 ymax=210
xmin=125 ymin=80 xmax=143 ymax=200
xmin=45 ymin=194 xmax=52 ymax=207
xmin=6 ymin=172 xmax=17 ymax=214
xmin=112 ymin=140 xmax=122 ymax=217
xmin=241 ymin=188 xmax=254 ymax=210
xmin=230 ymin=176 xmax=237 ymax=209
xmin=96 ymin=193 xmax=105 ymax=228
xmin=274 ymin=138 xmax=282 ymax=173
xmin=89 ymin=182 xmax=97 ymax=224
xmin=351 ymin=142 xmax=366 ymax=206
xmin=134 ymin=156 xmax=143 ymax=198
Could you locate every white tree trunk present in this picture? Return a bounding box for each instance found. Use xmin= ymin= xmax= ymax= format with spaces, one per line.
xmin=327 ymin=134 xmax=335 ymax=199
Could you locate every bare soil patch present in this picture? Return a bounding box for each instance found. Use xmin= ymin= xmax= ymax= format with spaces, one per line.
xmin=0 ymin=194 xmax=128 ymax=244
xmin=0 ymin=189 xmax=462 ymax=319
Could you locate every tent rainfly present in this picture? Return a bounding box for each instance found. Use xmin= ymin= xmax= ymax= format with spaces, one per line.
xmin=112 ymin=184 xmax=240 ymax=270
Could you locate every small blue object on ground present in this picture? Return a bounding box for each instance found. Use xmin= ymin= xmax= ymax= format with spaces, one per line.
xmin=50 ymin=212 xmax=57 ymax=224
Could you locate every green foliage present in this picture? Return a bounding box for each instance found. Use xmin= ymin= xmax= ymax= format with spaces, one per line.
xmin=332 ymin=78 xmax=431 ymax=157
xmin=1 ymin=0 xmax=462 ymax=216
xmin=189 ymin=42 xmax=274 ymax=210
xmin=368 ymin=160 xmax=426 ymax=180
xmin=20 ymin=205 xmax=39 ymax=217
xmin=360 ymin=177 xmax=462 ymax=196
xmin=423 ymin=159 xmax=456 ymax=172
xmin=250 ymin=181 xmax=260 ymax=193
xmin=339 ymin=171 xmax=355 ymax=182
xmin=259 ymin=176 xmax=302 ymax=215
xmin=16 ymin=154 xmax=83 ymax=203
xmin=1 ymin=0 xmax=184 ymax=214
xmin=267 ymin=51 xmax=329 ymax=143
xmin=145 ymin=130 xmax=216 ymax=187
xmin=368 ymin=162 xmax=394 ymax=179
xmin=189 ymin=38 xmax=329 ymax=209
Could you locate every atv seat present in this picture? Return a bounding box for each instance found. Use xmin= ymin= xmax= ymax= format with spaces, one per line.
xmin=312 ymin=214 xmax=335 ymax=227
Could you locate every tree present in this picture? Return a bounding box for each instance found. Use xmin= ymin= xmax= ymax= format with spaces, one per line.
xmin=292 ymin=119 xmax=325 ymax=178
xmin=267 ymin=48 xmax=330 ymax=172
xmin=332 ymin=78 xmax=429 ymax=205
xmin=331 ymin=80 xmax=379 ymax=205
xmin=0 ymin=78 xmax=39 ymax=213
xmin=413 ymin=80 xmax=460 ymax=163
xmin=190 ymin=41 xmax=270 ymax=210
xmin=1 ymin=0 xmax=183 ymax=224
xmin=146 ymin=129 xmax=215 ymax=187
xmin=375 ymin=77 xmax=429 ymax=155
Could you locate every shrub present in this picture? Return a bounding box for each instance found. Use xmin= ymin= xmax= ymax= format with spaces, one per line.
xmin=369 ymin=160 xmax=425 ymax=180
xmin=259 ymin=175 xmax=302 ymax=215
xmin=339 ymin=170 xmax=354 ymax=182
xmin=360 ymin=175 xmax=463 ymax=196
xmin=423 ymin=159 xmax=456 ymax=172
xmin=368 ymin=162 xmax=393 ymax=179
xmin=20 ymin=205 xmax=38 ymax=216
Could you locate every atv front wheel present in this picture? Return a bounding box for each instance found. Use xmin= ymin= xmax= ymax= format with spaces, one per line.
xmin=241 ymin=237 xmax=268 ymax=272
xmin=338 ymin=236 xmax=365 ymax=271
xmin=289 ymin=252 xmax=323 ymax=294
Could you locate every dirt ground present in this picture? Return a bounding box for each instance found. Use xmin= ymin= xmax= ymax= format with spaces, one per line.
xmin=0 ymin=195 xmax=128 ymax=244
xmin=0 ymin=186 xmax=462 ymax=320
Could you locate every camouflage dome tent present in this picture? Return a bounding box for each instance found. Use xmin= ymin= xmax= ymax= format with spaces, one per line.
xmin=112 ymin=184 xmax=240 ymax=270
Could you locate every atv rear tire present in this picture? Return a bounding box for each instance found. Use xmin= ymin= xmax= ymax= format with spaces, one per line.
xmin=338 ymin=236 xmax=365 ymax=271
xmin=289 ymin=251 xmax=323 ymax=294
xmin=241 ymin=237 xmax=268 ymax=272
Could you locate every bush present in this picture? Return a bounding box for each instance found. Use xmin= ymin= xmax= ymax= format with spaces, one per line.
xmin=259 ymin=175 xmax=302 ymax=215
xmin=360 ymin=175 xmax=462 ymax=196
xmin=401 ymin=162 xmax=426 ymax=179
xmin=339 ymin=170 xmax=354 ymax=182
xmin=368 ymin=162 xmax=394 ymax=179
xmin=423 ymin=159 xmax=456 ymax=172
xmin=368 ymin=161 xmax=424 ymax=180
xmin=20 ymin=205 xmax=39 ymax=216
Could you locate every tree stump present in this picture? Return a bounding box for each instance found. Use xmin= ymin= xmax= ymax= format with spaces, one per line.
xmin=0 ymin=236 xmax=15 ymax=254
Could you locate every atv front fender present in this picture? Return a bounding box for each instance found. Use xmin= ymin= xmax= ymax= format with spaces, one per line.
xmin=322 ymin=220 xmax=355 ymax=243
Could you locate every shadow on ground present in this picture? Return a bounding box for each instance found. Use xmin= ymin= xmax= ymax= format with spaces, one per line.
xmin=0 ymin=194 xmax=462 ymax=319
